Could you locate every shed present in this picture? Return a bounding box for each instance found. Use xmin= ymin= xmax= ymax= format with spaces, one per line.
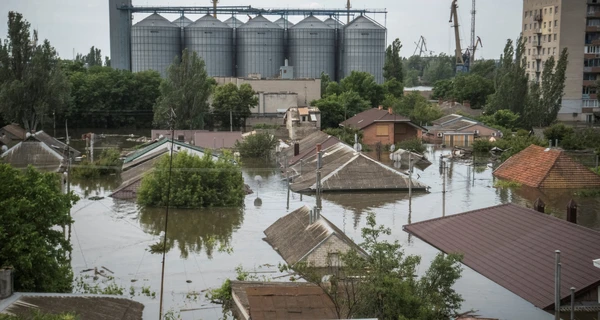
xmin=403 ymin=203 xmax=600 ymax=312
xmin=493 ymin=144 xmax=600 ymax=188
xmin=289 ymin=142 xmax=428 ymax=193
xmin=264 ymin=205 xmax=367 ymax=267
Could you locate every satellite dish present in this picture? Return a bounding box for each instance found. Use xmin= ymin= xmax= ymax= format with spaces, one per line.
xmin=389 ymin=144 xmax=396 ymax=152
xmin=25 ymin=132 xmax=31 ymax=138
xmin=353 ymin=143 xmax=362 ymax=152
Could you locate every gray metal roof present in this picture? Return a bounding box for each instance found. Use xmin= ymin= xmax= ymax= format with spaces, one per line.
xmin=223 ymin=16 xmax=243 ymax=28
xmin=172 ymin=16 xmax=193 ymax=27
xmin=188 ymin=14 xmax=231 ymax=28
xmin=273 ymin=17 xmax=294 ymax=28
xmin=291 ymin=15 xmax=331 ymax=29
xmin=323 ymin=17 xmax=343 ymax=28
xmin=344 ymin=15 xmax=384 ymax=30
xmin=239 ymin=15 xmax=281 ymax=29
xmin=133 ymin=13 xmax=178 ymax=28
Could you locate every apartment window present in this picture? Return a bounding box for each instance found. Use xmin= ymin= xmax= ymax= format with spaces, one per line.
xmin=524 ymin=24 xmax=527 ymax=30
xmin=585 ymin=58 xmax=600 ymax=67
xmin=376 ymin=125 xmax=388 ymax=136
xmin=554 ymin=20 xmax=558 ymax=27
xmin=583 ymin=99 xmax=599 ymax=107
xmin=544 ymin=8 xmax=547 ymax=15
xmin=583 ymin=87 xmax=597 ymax=94
xmin=554 ymin=33 xmax=557 ymax=41
xmin=549 ymin=7 xmax=552 ymax=14
xmin=543 ymin=22 xmax=547 ymax=28
xmin=584 ymin=73 xmax=598 ymax=81
xmin=588 ymin=19 xmax=600 ymax=27
xmin=586 ymin=45 xmax=600 ymax=53
xmin=543 ymin=48 xmax=547 ymax=55
xmin=530 ymin=23 xmax=532 ymax=29
xmin=528 ymin=62 xmax=530 ymax=68
xmin=534 ymin=22 xmax=537 ymax=29
xmin=553 ymin=47 xmax=556 ymax=55
xmin=529 ymin=36 xmax=532 ymax=43
xmin=528 ymin=48 xmax=531 ymax=55
xmin=555 ymin=6 xmax=558 ymax=14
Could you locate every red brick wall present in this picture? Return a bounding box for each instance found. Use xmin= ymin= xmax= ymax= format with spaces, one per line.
xmin=362 ymin=123 xmax=420 ymax=145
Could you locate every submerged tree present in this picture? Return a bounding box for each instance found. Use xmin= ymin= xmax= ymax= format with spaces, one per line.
xmin=153 ymin=49 xmax=215 ymax=129
xmin=212 ymin=83 xmax=258 ymax=130
xmin=0 ymin=164 xmax=78 ymax=292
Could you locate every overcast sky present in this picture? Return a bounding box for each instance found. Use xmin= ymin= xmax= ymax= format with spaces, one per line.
xmin=0 ymin=0 xmax=522 ymax=60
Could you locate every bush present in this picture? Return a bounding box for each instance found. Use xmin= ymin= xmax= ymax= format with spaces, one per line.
xmin=544 ymin=123 xmax=574 ymax=142
xmin=396 ymin=138 xmax=426 ymax=154
xmin=494 ymin=180 xmax=522 ymax=188
xmin=71 ymin=148 xmax=122 ymax=179
xmin=472 ymin=138 xmax=495 ymax=152
xmin=137 ymin=151 xmax=244 ymax=208
xmin=252 ymin=123 xmax=280 ymax=130
xmin=234 ymin=132 xmax=277 ymax=159
xmin=323 ymin=127 xmax=363 ymax=146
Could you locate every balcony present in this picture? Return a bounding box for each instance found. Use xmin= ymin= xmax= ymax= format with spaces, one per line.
xmin=534 ymin=54 xmax=542 ymax=60
xmin=583 ymin=80 xmax=598 ymax=86
xmin=535 ymin=40 xmax=542 ymax=47
xmin=534 ymin=13 xmax=542 ymax=22
xmin=534 ymin=28 xmax=542 ymax=34
xmin=585 ymin=53 xmax=600 ymax=59
xmin=589 ymin=0 xmax=600 ymax=5
xmin=585 ymin=66 xmax=600 ymax=72
xmin=588 ymin=11 xmax=600 ymax=17
xmin=587 ymin=25 xmax=600 ymax=32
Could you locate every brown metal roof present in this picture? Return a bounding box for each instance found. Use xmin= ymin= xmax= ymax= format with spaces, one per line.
xmin=34 ymin=131 xmax=81 ymax=157
xmin=341 ymin=108 xmax=410 ymax=130
xmin=264 ymin=205 xmax=366 ymax=266
xmin=493 ymin=145 xmax=600 ymax=188
xmin=0 ymin=124 xmax=26 ymax=140
xmin=288 ymin=135 xmax=341 ymax=167
xmin=403 ymin=203 xmax=600 ymax=310
xmin=2 ymin=294 xmax=143 ymax=319
xmin=194 ymin=131 xmax=243 ymax=149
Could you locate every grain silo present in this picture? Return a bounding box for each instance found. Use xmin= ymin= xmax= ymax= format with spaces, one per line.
xmin=223 ymin=16 xmax=243 ymax=28
xmin=236 ymin=15 xmax=284 ymax=79
xmin=185 ymin=15 xmax=234 ymax=77
xmin=342 ymin=15 xmax=385 ymax=83
xmin=288 ymin=16 xmax=335 ymax=79
xmin=324 ymin=17 xmax=344 ymax=81
xmin=274 ymin=17 xmax=294 ymax=28
xmin=323 ymin=17 xmax=343 ymax=29
xmin=172 ymin=16 xmax=193 ymax=27
xmin=131 ymin=14 xmax=181 ymax=78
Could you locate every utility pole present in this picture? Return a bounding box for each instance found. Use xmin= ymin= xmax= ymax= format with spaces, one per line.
xmin=230 ymin=109 xmax=233 ymax=132
xmin=442 ymin=161 xmax=446 ymax=217
xmin=316 ymin=145 xmax=322 ymax=211
xmin=285 ymin=155 xmax=290 ymax=210
xmin=555 ymin=250 xmax=561 ymax=320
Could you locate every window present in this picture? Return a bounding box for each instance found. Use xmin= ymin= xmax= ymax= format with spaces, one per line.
xmin=524 ymin=24 xmax=527 ymax=30
xmin=554 ymin=33 xmax=557 ymax=41
xmin=529 ymin=36 xmax=532 ymax=43
xmin=543 ymin=48 xmax=546 ymax=55
xmin=550 ymin=7 xmax=552 ymax=14
xmin=534 ymin=23 xmax=537 ymax=29
xmin=585 ymin=45 xmax=600 ymax=53
xmin=544 ymin=8 xmax=547 ymax=15
xmin=555 ymin=6 xmax=558 ymax=14
xmin=554 ymin=20 xmax=558 ymax=27
xmin=553 ymin=47 xmax=556 ymax=55
xmin=530 ymin=23 xmax=532 ymax=30
xmin=543 ymin=22 xmax=547 ymax=28
xmin=376 ymin=125 xmax=388 ymax=136
xmin=584 ymin=73 xmax=598 ymax=81
xmin=588 ymin=19 xmax=600 ymax=27
xmin=301 ymin=116 xmax=306 ymax=121
xmin=528 ymin=49 xmax=531 ymax=55
xmin=177 ymin=135 xmax=184 ymax=142
xmin=328 ymin=252 xmax=341 ymax=266
xmin=437 ymin=132 xmax=443 ymax=138
xmin=527 ymin=62 xmax=530 ymax=68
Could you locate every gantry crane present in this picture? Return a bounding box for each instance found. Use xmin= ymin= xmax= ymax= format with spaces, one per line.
xmin=413 ymin=36 xmax=428 ymax=57
xmin=472 ymin=36 xmax=483 ymax=60
xmin=449 ymin=0 xmax=467 ymax=72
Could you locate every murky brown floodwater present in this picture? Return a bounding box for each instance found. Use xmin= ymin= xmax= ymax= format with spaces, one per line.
xmin=68 ymin=144 xmax=600 ymax=320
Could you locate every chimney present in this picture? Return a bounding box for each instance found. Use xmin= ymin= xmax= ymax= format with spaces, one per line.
xmin=388 ymin=107 xmax=393 ymax=115
xmin=0 ymin=267 xmax=13 ymax=299
xmin=378 ymin=105 xmax=383 ymax=110
xmin=567 ymin=199 xmax=577 ymax=224
xmin=316 ymin=143 xmax=322 ymax=153
xmin=284 ymin=59 xmax=289 ymax=67
xmin=533 ymin=198 xmax=545 ymax=213
xmin=294 ymin=142 xmax=300 ymax=156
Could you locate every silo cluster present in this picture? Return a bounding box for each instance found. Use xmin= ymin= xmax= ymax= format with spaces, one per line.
xmin=129 ymin=13 xmax=385 ymax=83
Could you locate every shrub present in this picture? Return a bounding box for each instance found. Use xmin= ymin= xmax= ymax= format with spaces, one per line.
xmin=234 ymin=132 xmax=277 ymax=159
xmin=137 ymin=151 xmax=244 ymax=208
xmin=396 ymin=138 xmax=426 ymax=154
xmin=494 ymin=180 xmax=522 ymax=188
xmin=71 ymin=148 xmax=122 ymax=179
xmin=544 ymin=123 xmax=574 ymax=142
xmin=252 ymin=123 xmax=280 ymax=130
xmin=472 ymin=139 xmax=494 ymax=152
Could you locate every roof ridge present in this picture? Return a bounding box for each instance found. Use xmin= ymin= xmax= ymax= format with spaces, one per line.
xmin=403 ymin=203 xmax=514 ymax=228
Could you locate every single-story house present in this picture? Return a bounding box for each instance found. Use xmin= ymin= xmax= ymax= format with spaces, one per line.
xmin=425 ymin=114 xmax=502 ymax=146
xmin=279 ymin=130 xmax=337 ymax=166
xmin=403 ymin=203 xmax=600 ymax=317
xmin=0 ymin=123 xmax=26 ymax=146
xmin=1 ymin=131 xmax=81 ymax=172
xmin=285 ymin=106 xmax=321 ymax=140
xmin=150 ymin=130 xmax=243 ymax=149
xmin=340 ymin=107 xmax=425 ymax=146
xmin=289 ymin=142 xmax=428 ymax=193
xmin=264 ymin=205 xmax=368 ymax=268
xmin=493 ymin=144 xmax=600 ymax=189
xmin=230 ymin=281 xmax=337 ymax=320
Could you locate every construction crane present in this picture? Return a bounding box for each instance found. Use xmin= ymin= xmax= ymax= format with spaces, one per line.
xmin=472 ymin=36 xmax=483 ymax=61
xmin=212 ymin=0 xmax=219 ymax=18
xmin=346 ymin=0 xmax=351 ymax=24
xmin=470 ymin=0 xmax=476 ymax=62
xmin=449 ymin=0 xmax=469 ymax=72
xmin=413 ymin=36 xmax=428 ymax=57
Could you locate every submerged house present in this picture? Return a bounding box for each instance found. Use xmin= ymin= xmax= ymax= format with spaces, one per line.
xmin=340 ymin=107 xmax=425 ymax=146
xmin=425 ymin=114 xmax=502 ymax=146
xmin=493 ymin=144 xmax=600 ymax=188
xmin=264 ymin=205 xmax=367 ymax=268
xmin=403 ymin=203 xmax=600 ymax=317
xmin=289 ymin=142 xmax=428 ymax=193
xmin=0 ymin=131 xmax=81 ymax=172
xmin=0 ymin=124 xmax=26 ymax=146
xmin=284 ymin=106 xmax=321 ymax=140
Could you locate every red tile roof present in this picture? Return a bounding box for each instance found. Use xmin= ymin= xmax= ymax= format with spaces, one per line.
xmin=403 ymin=203 xmax=600 ymax=310
xmin=493 ymin=145 xmax=600 ymax=188
xmin=341 ymin=108 xmax=411 ymax=130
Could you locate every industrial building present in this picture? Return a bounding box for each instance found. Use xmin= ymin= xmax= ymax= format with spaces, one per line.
xmin=108 ymin=1 xmax=387 ymax=83
xmin=521 ymin=0 xmax=599 ymax=122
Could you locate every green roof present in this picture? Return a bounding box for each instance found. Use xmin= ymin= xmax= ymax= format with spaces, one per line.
xmin=124 ymin=139 xmax=212 ymax=164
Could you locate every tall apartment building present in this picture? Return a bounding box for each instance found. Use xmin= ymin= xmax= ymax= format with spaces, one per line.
xmin=522 ymin=0 xmax=598 ymax=122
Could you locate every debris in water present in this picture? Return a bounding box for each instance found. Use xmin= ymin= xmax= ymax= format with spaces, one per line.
xmin=186 ymin=280 xmax=192 ymax=283
xmin=102 ymin=266 xmax=114 ymax=274
xmin=89 ymin=196 xmax=104 ymax=201
xmin=131 ymin=279 xmax=138 ymax=283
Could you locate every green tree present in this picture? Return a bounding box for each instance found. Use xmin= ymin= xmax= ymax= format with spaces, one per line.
xmin=543 ymin=123 xmax=574 ymax=141
xmin=153 ymin=49 xmax=215 ymax=129
xmin=469 ymin=59 xmax=497 ymax=80
xmin=384 ymin=38 xmax=404 ymax=83
xmin=340 ymin=71 xmax=384 ymax=107
xmin=339 ymin=91 xmax=371 ymax=120
xmin=403 ymin=69 xmax=420 ymax=87
xmin=411 ymin=99 xmax=444 ymax=125
xmin=137 ymin=151 xmax=244 ymax=208
xmin=75 ymin=46 xmax=103 ymax=67
xmin=320 ymin=72 xmax=332 ymax=98
xmin=311 ymin=94 xmax=345 ymax=129
xmin=487 ymin=37 xmax=528 ymax=116
xmin=212 ymin=83 xmax=258 ymax=130
xmin=422 ymin=54 xmax=455 ymax=85
xmin=325 ymin=81 xmax=343 ymax=97
xmin=0 ymin=12 xmax=71 ymax=132
xmin=431 ymin=79 xmax=453 ymax=100
xmin=526 ymin=49 xmax=568 ymax=127
xmin=479 ymin=109 xmax=520 ymax=131
xmin=0 ymin=164 xmax=78 ymax=292
xmin=382 ymin=78 xmax=404 ymax=98
xmin=451 ymin=73 xmax=494 ymax=108
xmin=234 ymin=132 xmax=277 ymax=159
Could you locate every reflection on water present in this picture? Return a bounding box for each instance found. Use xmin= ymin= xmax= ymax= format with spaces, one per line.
xmin=138 ymin=206 xmax=244 ymax=259
xmin=71 ymin=176 xmax=122 ymax=199
xmin=241 ymin=158 xmax=279 ymax=180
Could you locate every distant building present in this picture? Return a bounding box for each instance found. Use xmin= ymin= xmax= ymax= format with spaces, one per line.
xmin=150 ymin=130 xmax=242 ymax=149
xmin=340 ymin=107 xmax=425 ymax=146
xmin=425 ymin=114 xmax=502 ymax=146
xmin=283 ymin=131 xmax=341 ymax=169
xmin=493 ymin=144 xmax=600 ymax=189
xmin=404 ymin=86 xmax=433 ymax=100
xmin=285 ymin=106 xmax=321 ymax=140
xmin=264 ymin=205 xmax=367 ymax=268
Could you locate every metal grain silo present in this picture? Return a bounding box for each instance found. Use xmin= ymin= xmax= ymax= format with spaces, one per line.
xmin=324 ymin=18 xmax=344 ymax=81
xmin=288 ymin=16 xmax=335 ymax=79
xmin=324 ymin=17 xmax=343 ymax=29
xmin=342 ymin=15 xmax=386 ymax=83
xmin=172 ymin=16 xmax=193 ymax=28
xmin=224 ymin=17 xmax=243 ymax=28
xmin=236 ymin=15 xmax=284 ymax=79
xmin=131 ymin=14 xmax=181 ymax=78
xmin=185 ymin=15 xmax=234 ymax=77
xmin=274 ymin=17 xmax=294 ymax=28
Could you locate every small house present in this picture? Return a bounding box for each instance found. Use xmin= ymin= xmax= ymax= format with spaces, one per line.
xmin=150 ymin=130 xmax=243 ymax=149
xmin=426 ymin=114 xmax=502 ymax=146
xmin=279 ymin=130 xmax=337 ymax=166
xmin=340 ymin=107 xmax=425 ymax=146
xmin=289 ymin=142 xmax=428 ymax=193
xmin=264 ymin=205 xmax=367 ymax=268
xmin=0 ymin=123 xmax=26 ymax=146
xmin=1 ymin=131 xmax=80 ymax=172
xmin=285 ymin=106 xmax=321 ymax=140
xmin=493 ymin=144 xmax=600 ymax=189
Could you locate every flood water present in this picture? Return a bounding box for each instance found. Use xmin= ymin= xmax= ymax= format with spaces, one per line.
xmin=68 ymin=144 xmax=600 ymax=320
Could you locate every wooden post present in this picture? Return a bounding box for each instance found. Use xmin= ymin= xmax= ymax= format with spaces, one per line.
xmin=533 ymin=198 xmax=545 ymax=213
xmin=567 ymin=199 xmax=577 ymax=224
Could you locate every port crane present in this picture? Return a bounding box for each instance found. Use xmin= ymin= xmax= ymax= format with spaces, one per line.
xmin=413 ymin=36 xmax=429 ymax=57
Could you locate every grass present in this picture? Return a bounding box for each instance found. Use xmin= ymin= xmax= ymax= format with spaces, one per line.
xmin=493 ymin=180 xmax=522 ymax=189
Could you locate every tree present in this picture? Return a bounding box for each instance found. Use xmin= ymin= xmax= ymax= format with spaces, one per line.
xmin=0 ymin=12 xmax=71 ymax=132
xmin=104 ymin=56 xmax=111 ymax=67
xmin=384 ymin=38 xmax=403 ymax=83
xmin=320 ymin=72 xmax=332 ymax=98
xmin=234 ymin=132 xmax=277 ymax=159
xmin=137 ymin=151 xmax=244 ymax=208
xmin=340 ymin=71 xmax=384 ymax=108
xmin=0 ymin=164 xmax=78 ymax=292
xmin=422 ymin=54 xmax=455 ymax=85
xmin=382 ymin=78 xmax=404 ymax=98
xmin=394 ymin=92 xmax=443 ymax=126
xmin=339 ymin=91 xmax=371 ymax=120
xmin=479 ymin=109 xmax=520 ymax=131
xmin=212 ymin=83 xmax=258 ymax=130
xmin=75 ymin=46 xmax=103 ymax=67
xmin=469 ymin=59 xmax=497 ymax=80
xmin=451 ymin=73 xmax=494 ymax=108
xmin=311 ymin=94 xmax=345 ymax=129
xmin=543 ymin=123 xmax=574 ymax=142
xmin=487 ymin=37 xmax=528 ymax=116
xmin=153 ymin=49 xmax=215 ymax=129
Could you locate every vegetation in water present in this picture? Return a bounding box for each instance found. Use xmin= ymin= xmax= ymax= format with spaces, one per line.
xmin=494 ymin=180 xmax=522 ymax=189
xmin=73 ymin=275 xmax=125 ymax=296
xmin=573 ymin=188 xmax=600 ymax=197
xmin=0 ymin=164 xmax=78 ymax=293
xmin=234 ymin=132 xmax=277 ymax=159
xmin=137 ymin=151 xmax=244 ymax=208
xmin=472 ymin=130 xmax=546 ymax=162
xmin=0 ymin=311 xmax=78 ymax=320
xmin=71 ymin=148 xmax=122 ymax=179
xmin=323 ymin=126 xmax=363 ymax=147
xmin=252 ymin=123 xmax=280 ymax=130
xmin=395 ymin=138 xmax=426 ymax=154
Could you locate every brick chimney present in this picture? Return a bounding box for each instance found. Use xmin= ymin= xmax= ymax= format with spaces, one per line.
xmin=378 ymin=105 xmax=383 ymax=110
xmin=388 ymin=107 xmax=393 ymax=115
xmin=0 ymin=267 xmax=13 ymax=299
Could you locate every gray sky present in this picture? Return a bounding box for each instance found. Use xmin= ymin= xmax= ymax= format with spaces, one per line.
xmin=0 ymin=0 xmax=522 ymax=60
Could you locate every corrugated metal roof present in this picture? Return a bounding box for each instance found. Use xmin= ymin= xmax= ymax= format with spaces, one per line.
xmin=1 ymin=124 xmax=26 ymax=139
xmin=273 ymin=17 xmax=294 ymax=28
xmin=432 ymin=114 xmax=463 ymax=126
xmin=280 ymin=130 xmax=331 ymax=161
xmin=323 ymin=17 xmax=343 ymax=28
xmin=133 ymin=13 xmax=178 ymax=28
xmin=188 ymin=14 xmax=231 ymax=29
xmin=341 ymin=108 xmax=411 ymax=130
xmin=344 ymin=15 xmax=384 ymax=30
xmin=1 ymin=140 xmax=64 ymax=172
xmin=33 ymin=131 xmax=80 ymax=157
xmin=493 ymin=145 xmax=600 ymax=188
xmin=172 ymin=16 xmax=193 ymax=27
xmin=264 ymin=205 xmax=367 ymax=266
xmin=223 ymin=16 xmax=243 ymax=28
xmin=290 ymin=16 xmax=331 ymax=29
xmin=239 ymin=15 xmax=281 ymax=29
xmin=288 ymin=135 xmax=341 ymax=167
xmin=403 ymin=203 xmax=600 ymax=310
